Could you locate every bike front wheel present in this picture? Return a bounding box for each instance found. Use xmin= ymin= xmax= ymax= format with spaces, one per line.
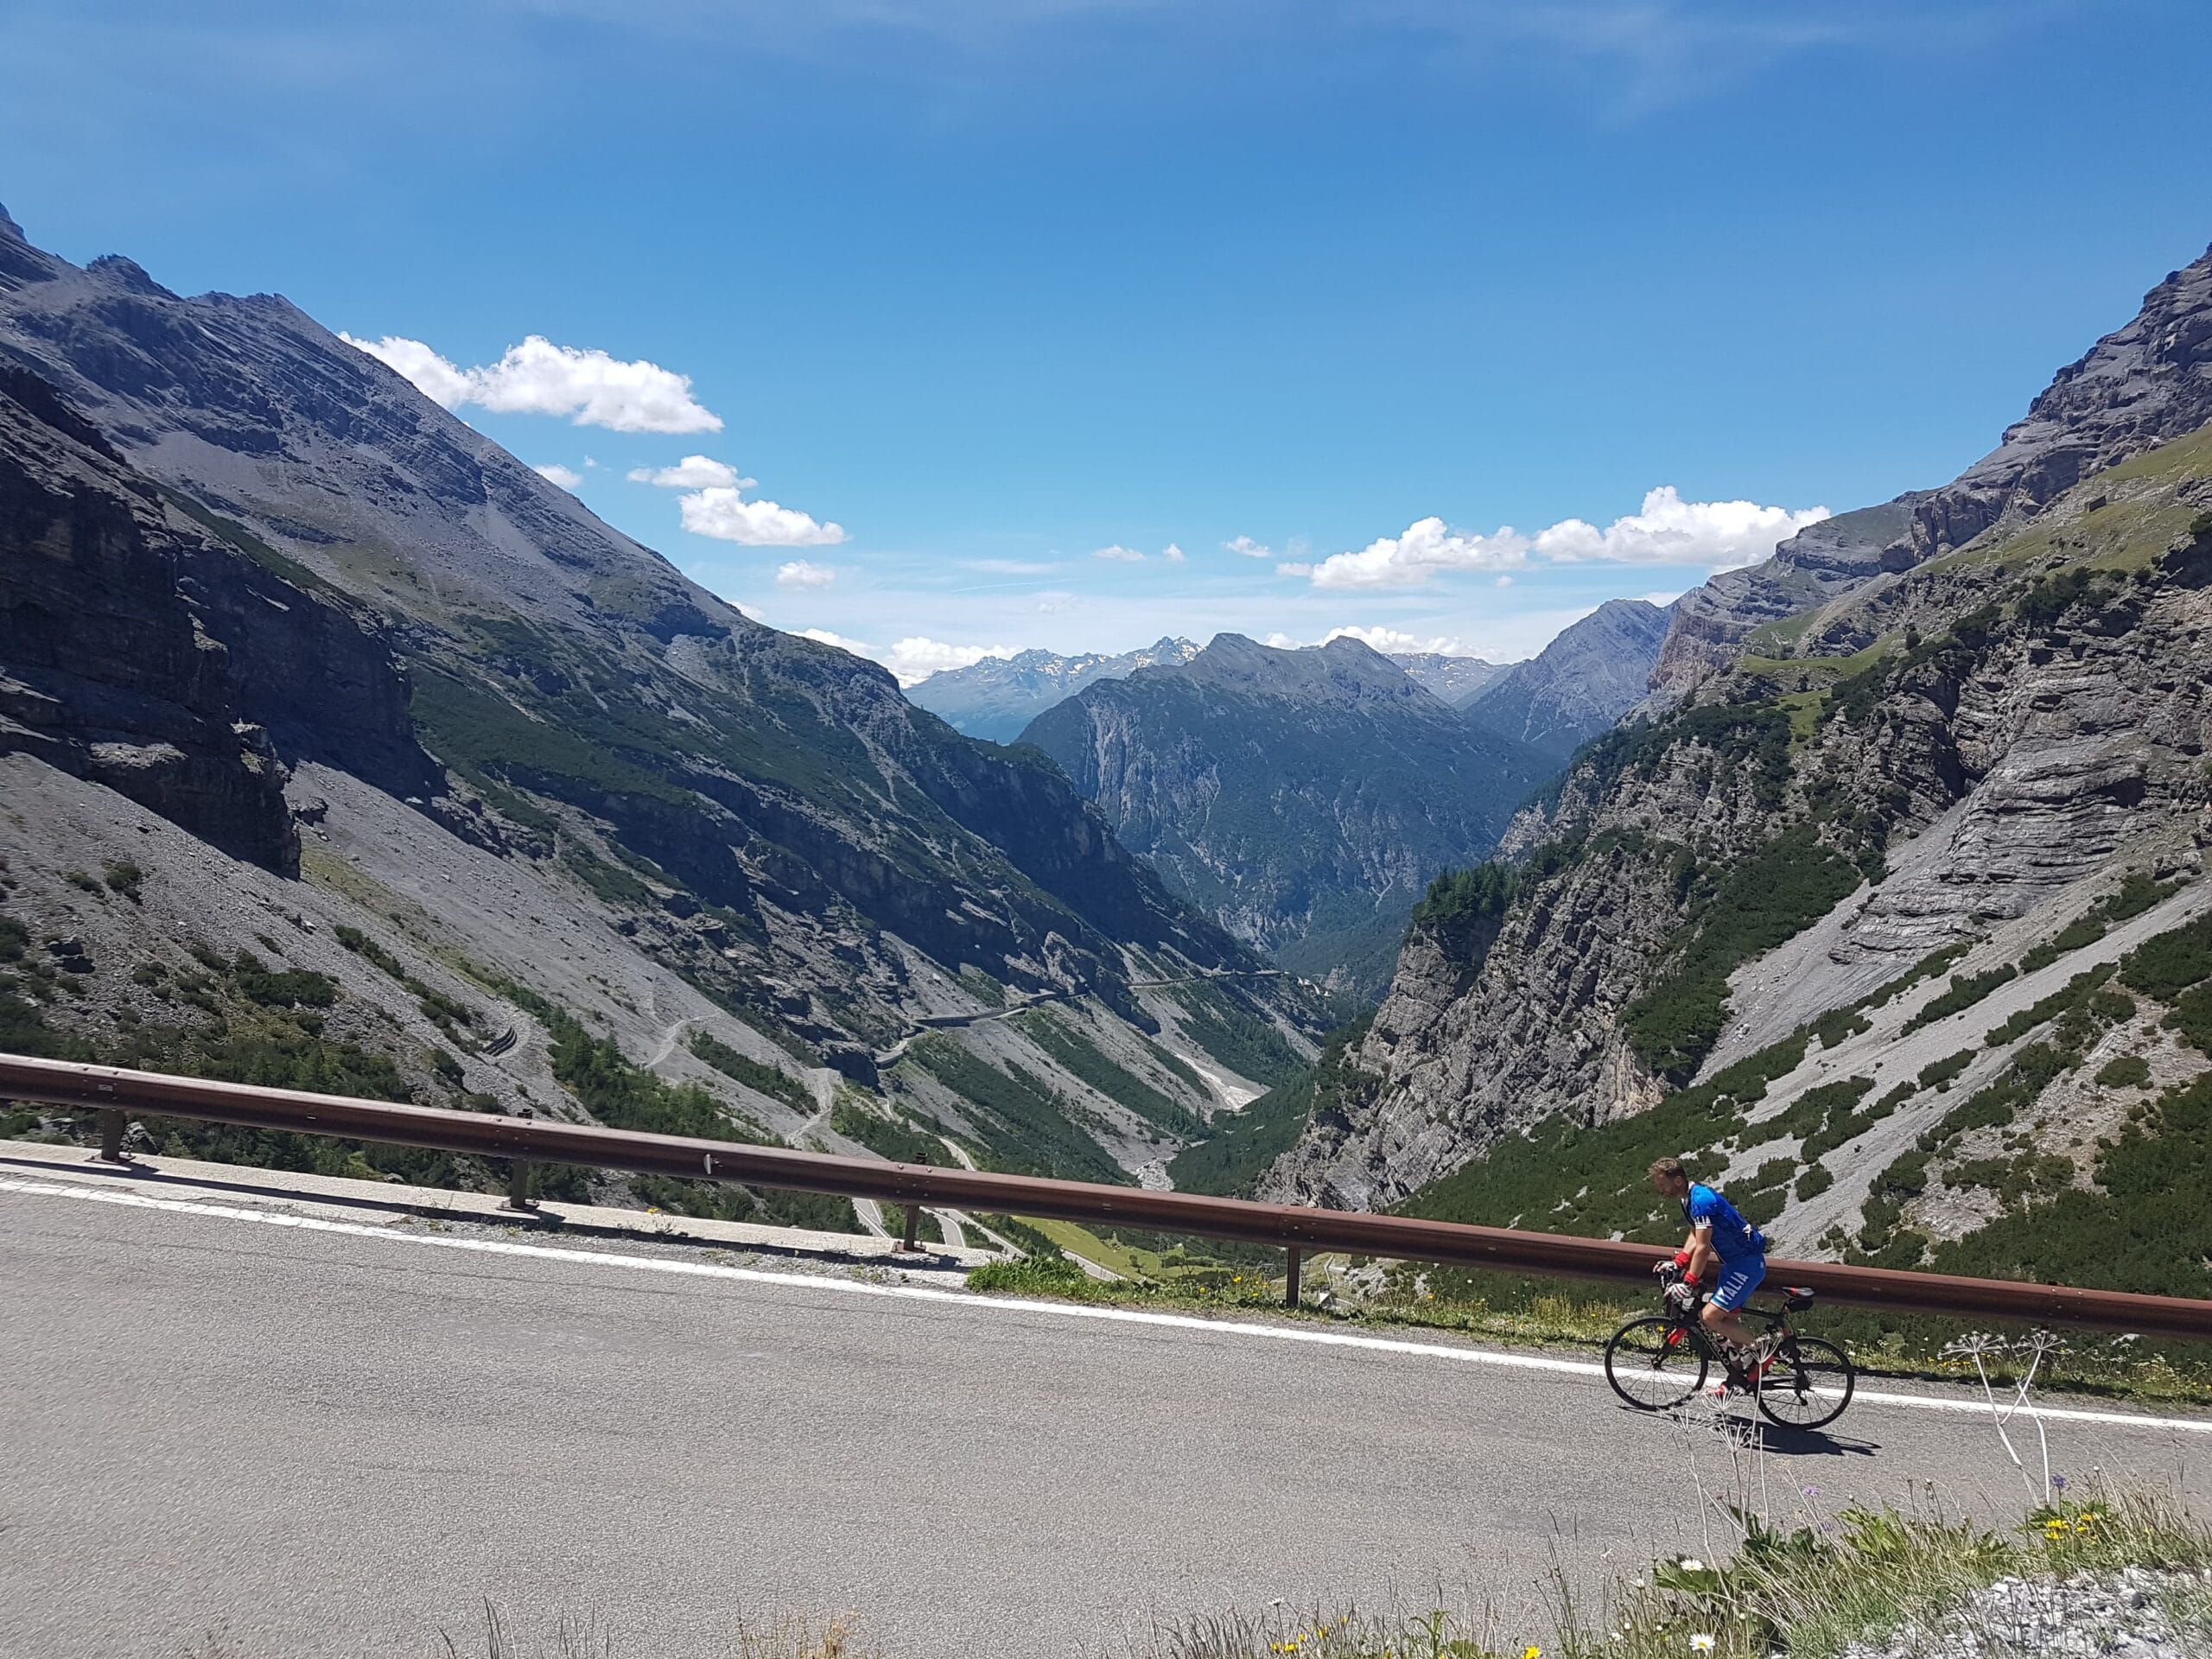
xmin=1605 ymin=1314 xmax=1708 ymax=1410
xmin=1756 ymin=1335 xmax=1855 ymax=1430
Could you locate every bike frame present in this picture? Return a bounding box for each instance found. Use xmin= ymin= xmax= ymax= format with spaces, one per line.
xmin=1658 ymin=1295 xmax=1796 ymax=1368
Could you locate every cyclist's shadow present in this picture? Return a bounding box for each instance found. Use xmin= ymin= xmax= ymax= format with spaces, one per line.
xmin=1614 ymin=1405 xmax=1882 ymax=1459
xmin=1743 ymin=1423 xmax=1881 ymax=1459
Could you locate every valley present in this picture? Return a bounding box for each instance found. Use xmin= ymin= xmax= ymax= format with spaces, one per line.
xmin=3 ymin=195 xmax=2209 ymax=1337
xmin=0 ymin=208 xmax=1323 ymax=1219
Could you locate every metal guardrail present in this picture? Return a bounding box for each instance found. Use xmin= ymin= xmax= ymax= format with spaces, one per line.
xmin=4 ymin=1051 xmax=2210 ymax=1341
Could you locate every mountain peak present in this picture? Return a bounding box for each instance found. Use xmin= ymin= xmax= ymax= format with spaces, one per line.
xmin=0 ymin=203 xmax=22 ymax=243
xmin=906 ymin=636 xmax=1197 ymax=741
xmin=1464 ymin=597 xmax=1672 ymax=760
xmin=1173 ymin=632 xmax=1428 ymax=705
xmin=85 ymin=253 xmax=175 ymax=298
xmin=1318 ymin=633 xmax=1390 ymax=662
xmin=1019 ymin=631 xmax=1552 ymax=992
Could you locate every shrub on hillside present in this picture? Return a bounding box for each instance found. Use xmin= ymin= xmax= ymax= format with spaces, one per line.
xmin=1623 ymin=825 xmax=1862 ymax=1085
xmin=2096 ymin=1054 xmax=2152 ymax=1089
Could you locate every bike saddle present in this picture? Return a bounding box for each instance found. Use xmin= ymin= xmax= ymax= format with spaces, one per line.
xmin=1783 ymin=1287 xmax=1816 ymax=1311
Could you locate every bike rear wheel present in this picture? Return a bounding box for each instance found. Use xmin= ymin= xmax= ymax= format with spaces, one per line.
xmin=1756 ymin=1335 xmax=1855 ymax=1429
xmin=1605 ymin=1315 xmax=1708 ymax=1410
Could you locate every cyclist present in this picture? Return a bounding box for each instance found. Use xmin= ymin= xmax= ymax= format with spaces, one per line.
xmin=1648 ymin=1156 xmax=1773 ymax=1380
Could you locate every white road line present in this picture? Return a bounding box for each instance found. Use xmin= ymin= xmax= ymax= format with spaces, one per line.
xmin=6 ymin=1175 xmax=2209 ymax=1437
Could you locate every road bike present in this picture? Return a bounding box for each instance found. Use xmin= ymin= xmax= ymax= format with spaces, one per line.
xmin=1604 ymin=1279 xmax=1857 ymax=1429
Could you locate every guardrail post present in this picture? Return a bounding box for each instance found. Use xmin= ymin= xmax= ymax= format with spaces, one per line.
xmin=96 ymin=1109 xmax=127 ymax=1166
xmin=899 ymin=1202 xmax=921 ymax=1254
xmin=1284 ymin=1246 xmax=1302 ymax=1308
xmin=504 ymin=1160 xmax=536 ymax=1213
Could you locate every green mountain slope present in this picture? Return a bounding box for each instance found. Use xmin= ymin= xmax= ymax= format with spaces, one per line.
xmin=0 ymin=207 xmax=1321 ymax=1193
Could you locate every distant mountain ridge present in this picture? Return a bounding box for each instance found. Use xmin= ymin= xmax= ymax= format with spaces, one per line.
xmin=1388 ymin=651 xmax=1505 ymax=706
xmin=1464 ymin=598 xmax=1672 ymax=761
xmin=908 ymin=638 xmax=1200 ymax=741
xmin=1020 ymin=633 xmax=1552 ymax=994
xmin=913 ymin=637 xmax=1510 ymax=738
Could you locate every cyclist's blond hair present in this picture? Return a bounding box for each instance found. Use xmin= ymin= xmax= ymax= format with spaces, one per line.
xmin=1649 ymin=1156 xmax=1687 ymax=1183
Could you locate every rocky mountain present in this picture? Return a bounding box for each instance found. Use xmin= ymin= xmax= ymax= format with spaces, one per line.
xmin=912 ymin=636 xmax=1506 ymax=740
xmin=1260 ymin=239 xmax=2212 ymax=1307
xmin=0 ymin=207 xmax=1322 ymax=1204
xmin=908 ymin=638 xmax=1200 ymax=741
xmin=1462 ymin=598 xmax=1671 ymax=761
xmin=1020 ymin=634 xmax=1552 ymax=994
xmin=1387 ymin=652 xmax=1505 ymax=707
xmin=1904 ymin=246 xmax=2212 ymax=563
xmin=1646 ymin=496 xmax=1923 ymax=697
xmin=1649 ymin=245 xmax=2212 ymax=701
xmin=0 ymin=365 xmax=429 ymax=874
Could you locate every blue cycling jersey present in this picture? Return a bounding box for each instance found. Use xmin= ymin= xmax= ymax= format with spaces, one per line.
xmin=1683 ymin=1182 xmax=1765 ymax=1263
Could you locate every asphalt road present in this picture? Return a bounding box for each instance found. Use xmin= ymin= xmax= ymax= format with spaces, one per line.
xmin=2 ymin=1177 xmax=2207 ymax=1659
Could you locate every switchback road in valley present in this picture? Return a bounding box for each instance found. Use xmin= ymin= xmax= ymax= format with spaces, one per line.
xmin=2 ymin=1174 xmax=2207 ymax=1659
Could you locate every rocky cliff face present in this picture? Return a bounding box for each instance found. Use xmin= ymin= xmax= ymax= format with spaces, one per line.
xmin=0 ymin=365 xmax=430 ymax=872
xmin=908 ymin=638 xmax=1201 ymax=741
xmin=0 ymin=207 xmax=1319 ymax=1184
xmin=1464 ymin=598 xmax=1672 ymax=760
xmin=1647 ymin=242 xmax=2212 ymax=703
xmin=1646 ymin=498 xmax=1922 ymax=699
xmin=1020 ymin=634 xmax=1551 ymax=991
xmin=1904 ymin=245 xmax=2212 ymax=563
xmin=1267 ymin=263 xmax=2212 ymax=1215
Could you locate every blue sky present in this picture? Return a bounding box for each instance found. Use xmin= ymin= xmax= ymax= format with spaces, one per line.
xmin=7 ymin=0 xmax=2211 ymax=678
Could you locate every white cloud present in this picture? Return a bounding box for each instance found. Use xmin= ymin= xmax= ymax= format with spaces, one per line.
xmin=776 ymin=560 xmax=836 ymax=588
xmin=883 ymin=636 xmax=1016 ymax=684
xmin=1093 ymin=544 xmax=1146 ymax=563
xmin=1224 ymin=535 xmax=1273 ymax=559
xmin=1322 ymin=625 xmax=1469 ymax=657
xmin=343 ymin=333 xmax=472 ymax=405
xmin=1309 ymin=517 xmax=1532 ymax=590
xmin=1033 ymin=590 xmax=1078 ymax=614
xmin=532 ymin=463 xmax=583 ymax=490
xmin=629 ymin=454 xmax=753 ymax=489
xmin=1274 ymin=562 xmax=1313 ymax=577
xmin=798 ymin=627 xmax=872 ymax=654
xmin=1530 ymin=487 xmax=1828 ymax=570
xmin=1305 ymin=487 xmax=1830 ymax=591
xmin=961 ymin=557 xmax=1058 ymax=575
xmin=341 ymin=332 xmax=721 ymax=433
xmin=792 ymin=629 xmax=1014 ymax=687
xmin=1162 ymin=543 xmax=1186 ymax=563
xmin=679 ymin=486 xmax=847 ymax=547
xmin=626 ymin=454 xmax=843 ymax=550
xmin=1261 ymin=626 xmax=1470 ymax=657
